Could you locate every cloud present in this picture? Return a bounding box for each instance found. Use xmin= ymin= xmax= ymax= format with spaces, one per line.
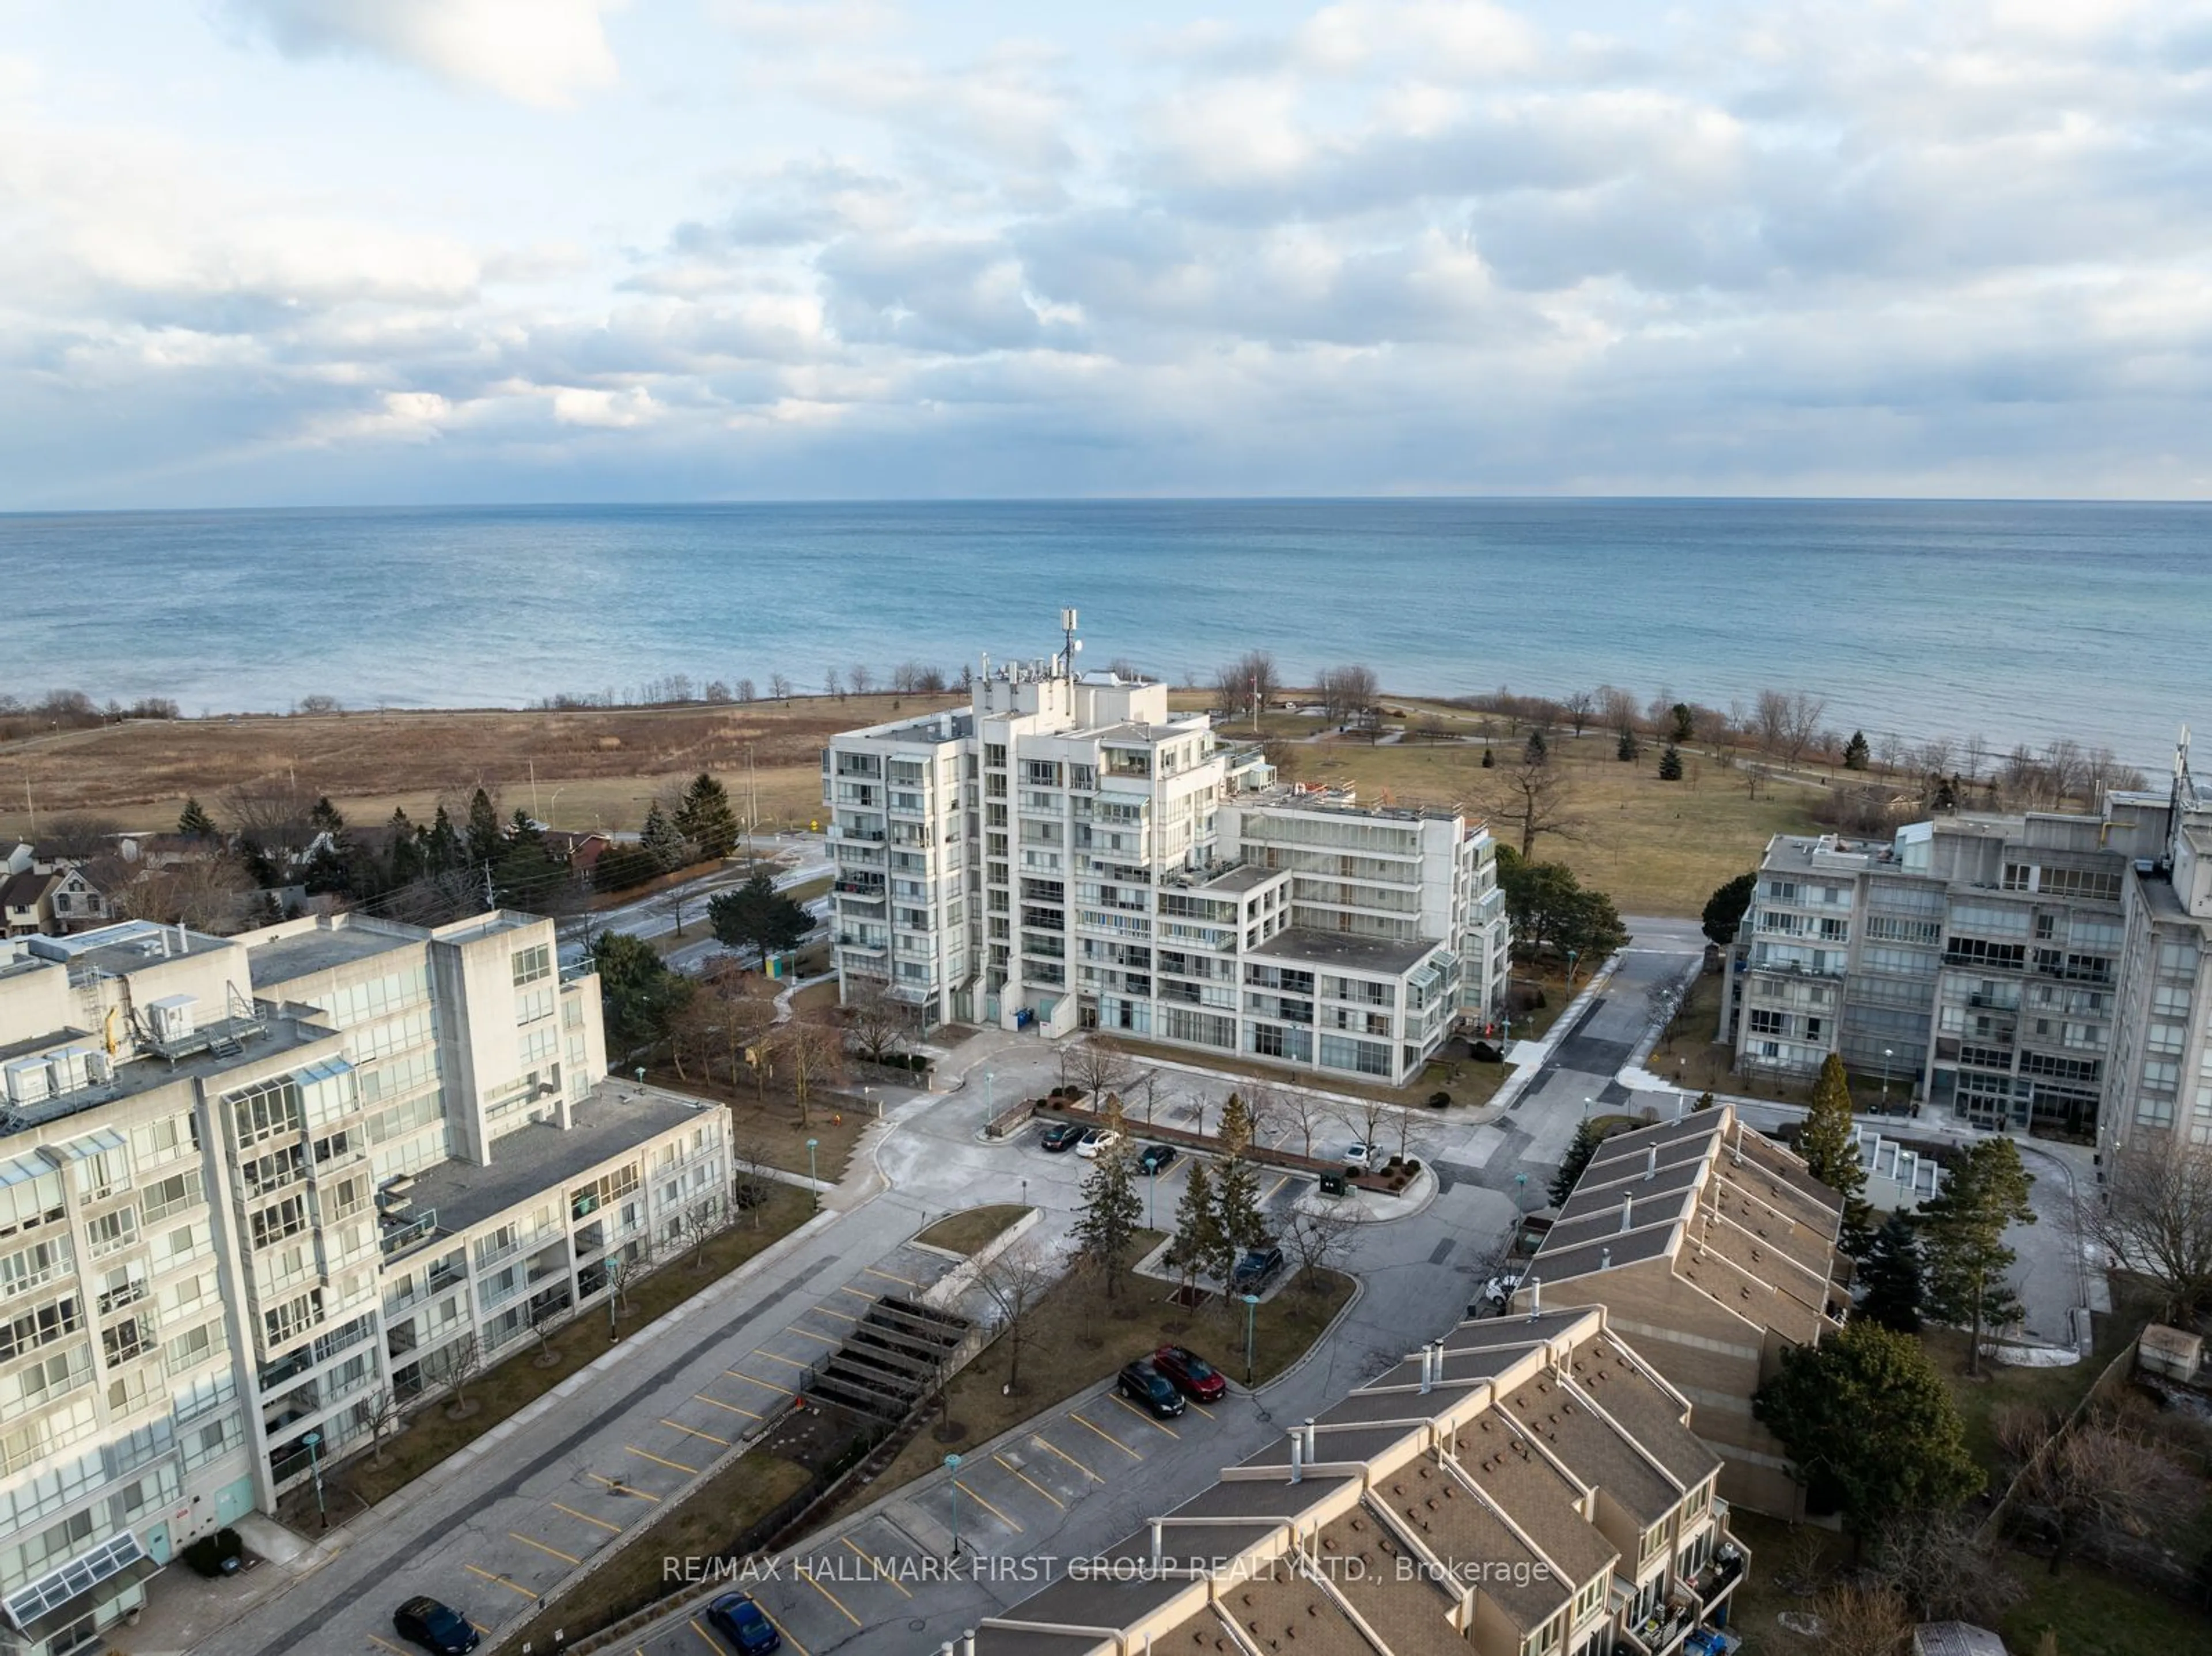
xmin=226 ymin=0 xmax=623 ymax=107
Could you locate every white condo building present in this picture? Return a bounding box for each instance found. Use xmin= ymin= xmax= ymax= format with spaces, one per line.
xmin=824 ymin=626 xmax=1510 ymax=1087
xmin=0 ymin=910 xmax=728 ymax=1656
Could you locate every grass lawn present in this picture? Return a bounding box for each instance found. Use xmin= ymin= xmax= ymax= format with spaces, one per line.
xmin=1923 ymin=1286 xmax=2157 ymax=1473
xmin=647 ymin=1070 xmax=869 ymax=1180
xmin=859 ymin=1246 xmax=1355 ymax=1503
xmin=2002 ymin=1549 xmax=2212 ymax=1655
xmin=503 ymin=1449 xmax=813 ymax=1653
xmin=308 ymin=1184 xmax=811 ymax=1515
xmin=916 ymin=1204 xmax=1029 ymax=1255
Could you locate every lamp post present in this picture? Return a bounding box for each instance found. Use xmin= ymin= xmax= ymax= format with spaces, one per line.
xmin=1020 ymin=1177 xmax=1029 ymax=1212
xmin=945 ymin=1453 xmax=964 ymax=1560
xmin=607 ymin=1258 xmax=623 ymax=1342
xmin=1583 ymin=1095 xmax=1593 ymax=1120
xmin=983 ymin=1068 xmax=994 ymax=1121
xmin=1565 ymin=948 xmax=1580 ymax=987
xmin=806 ymin=1137 xmax=820 ymax=1210
xmin=1513 ymin=1172 xmax=1528 ymax=1211
xmin=1242 ymin=1291 xmax=1260 ymax=1386
xmin=1147 ymin=1165 xmax=1158 ymax=1230
xmin=301 ymin=1430 xmax=327 ymax=1529
xmin=1881 ymin=1047 xmax=1893 ymax=1111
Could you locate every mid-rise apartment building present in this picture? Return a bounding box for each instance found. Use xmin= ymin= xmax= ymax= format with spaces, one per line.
xmin=823 ymin=632 xmax=1509 ymax=1087
xmin=1514 ymin=1107 xmax=1847 ymax=1519
xmin=975 ymin=1305 xmax=1747 ymax=1656
xmin=0 ymin=910 xmax=727 ymax=1656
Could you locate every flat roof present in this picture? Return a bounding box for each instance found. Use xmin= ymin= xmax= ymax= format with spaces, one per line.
xmin=248 ymin=922 xmax=421 ymax=987
xmin=1201 ymin=864 xmax=1282 ymax=895
xmin=1247 ymin=927 xmax=1438 ymax=977
xmin=1 ymin=1017 xmax=336 ymax=1137
xmin=51 ymin=926 xmax=233 ymax=980
xmin=402 ymin=1082 xmax=715 ymax=1237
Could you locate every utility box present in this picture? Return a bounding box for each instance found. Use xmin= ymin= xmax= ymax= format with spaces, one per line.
xmin=1318 ymin=1173 xmax=1349 ymax=1198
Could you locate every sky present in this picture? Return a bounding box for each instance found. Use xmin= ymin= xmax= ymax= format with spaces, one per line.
xmin=3 ymin=0 xmax=2212 ymax=507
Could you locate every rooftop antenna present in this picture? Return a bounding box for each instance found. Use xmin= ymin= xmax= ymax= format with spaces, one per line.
xmin=1060 ymin=608 xmax=1079 ymax=680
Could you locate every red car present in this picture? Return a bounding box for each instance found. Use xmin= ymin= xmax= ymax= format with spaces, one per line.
xmin=1152 ymin=1344 xmax=1227 ymax=1403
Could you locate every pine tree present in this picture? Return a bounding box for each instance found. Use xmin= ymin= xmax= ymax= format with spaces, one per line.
xmin=1843 ymin=730 xmax=1872 ymax=771
xmin=1549 ymin=1119 xmax=1604 ymax=1207
xmin=1480 ymin=746 xmax=1495 ymax=769
xmin=1169 ymin=1159 xmax=1222 ymax=1294
xmin=422 ymin=805 xmax=463 ymax=874
xmin=1858 ymin=1214 xmax=1925 ymax=1332
xmin=1616 ymin=729 xmax=1640 ymax=763
xmin=1524 ymin=727 xmax=1549 ymax=766
xmin=465 ymin=788 xmax=503 ymax=867
xmin=177 ymin=797 xmax=217 ymax=839
xmin=387 ymin=808 xmax=422 ymax=886
xmin=1701 ymin=871 xmax=1757 ymax=946
xmin=1694 ymin=1090 xmax=1716 ymax=1111
xmin=1669 ymin=702 xmax=1695 ymax=742
xmin=674 ymin=773 xmax=741 ymax=859
xmin=1802 ymin=1053 xmax=1874 ymax=1252
xmin=708 ymin=870 xmax=810 ymax=968
xmin=1920 ymin=1137 xmax=2036 ymax=1375
xmin=1213 ymin=1154 xmax=1268 ymax=1259
xmin=639 ymin=802 xmax=687 ymax=871
xmin=1071 ymin=1139 xmax=1143 ymax=1300
xmin=1657 ymin=744 xmax=1684 ymax=780
xmin=1217 ymin=1092 xmax=1254 ymax=1156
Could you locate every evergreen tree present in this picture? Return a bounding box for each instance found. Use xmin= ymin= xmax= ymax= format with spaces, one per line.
xmin=1217 ymin=1091 xmax=1255 ymax=1156
xmin=591 ymin=843 xmax=661 ymax=892
xmin=177 ymin=797 xmax=217 ymax=839
xmin=674 ymin=773 xmax=741 ymax=859
xmin=465 ymin=788 xmax=503 ymax=867
xmin=1657 ymin=744 xmax=1684 ymax=780
xmin=590 ymin=930 xmax=693 ymax=1056
xmin=386 ymin=808 xmax=422 ymax=886
xmin=1920 ymin=1137 xmax=2036 ymax=1375
xmin=1803 ymin=1052 xmax=1876 ymax=1255
xmin=1213 ymin=1151 xmax=1270 ymax=1259
xmin=309 ymin=795 xmax=346 ymax=838
xmin=1550 ymin=1119 xmax=1605 ymax=1207
xmin=1071 ymin=1138 xmax=1143 ymax=1300
xmin=1858 ymin=1214 xmax=1926 ymax=1332
xmin=708 ymin=870 xmax=811 ymax=968
xmin=1754 ymin=1320 xmax=1982 ymax=1552
xmin=1480 ymin=746 xmax=1495 ymax=769
xmin=1669 ymin=702 xmax=1695 ymax=742
xmin=639 ymin=802 xmax=687 ymax=871
xmin=1694 ymin=1090 xmax=1716 ymax=1111
xmin=1843 ymin=730 xmax=1872 ymax=771
xmin=1616 ymin=729 xmax=1640 ymax=763
xmin=1169 ymin=1159 xmax=1222 ymax=1295
xmin=1700 ymin=871 xmax=1756 ymax=947
xmin=1523 ymin=727 xmax=1549 ymax=766
xmin=493 ymin=808 xmax=568 ymax=908
xmin=302 ymin=797 xmax=357 ymax=896
xmin=422 ymin=805 xmax=463 ymax=874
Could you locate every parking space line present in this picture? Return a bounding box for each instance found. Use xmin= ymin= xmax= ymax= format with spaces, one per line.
xmin=627 ymin=1443 xmax=702 ymax=1476
xmin=953 ymin=1477 xmax=1023 ymax=1532
xmin=787 ymin=1324 xmax=841 ymax=1344
xmin=695 ymin=1392 xmax=764 ymax=1420
xmin=510 ymin=1530 xmax=583 ymax=1565
xmin=1067 ymin=1411 xmax=1143 ymax=1460
xmin=688 ymin=1617 xmax=725 ymax=1651
xmin=1261 ymin=1173 xmax=1291 ymax=1204
xmin=757 ymin=1604 xmax=812 ymax=1656
xmin=726 ymin=1367 xmax=796 ymax=1395
xmin=587 ymin=1471 xmax=660 ymax=1501
xmin=470 ymin=1627 xmax=492 ymax=1642
xmin=809 ymin=1303 xmax=858 ymax=1321
xmin=1109 ymin=1392 xmax=1181 ymax=1438
xmin=1031 ymin=1432 xmax=1105 ymax=1482
xmin=368 ymin=1636 xmax=412 ymax=1655
xmin=994 ymin=1452 xmax=1065 ymax=1509
xmin=662 ymin=1418 xmax=731 ymax=1448
xmin=795 ymin=1563 xmax=863 ymax=1626
xmin=835 ymin=1284 xmax=876 ymax=1301
xmin=551 ymin=1500 xmax=622 ymax=1533
xmin=465 ymin=1562 xmax=540 ymax=1603
xmin=752 ymin=1349 xmax=812 ymax=1369
xmin=841 ymin=1534 xmax=912 ymax=1598
xmin=864 ymin=1265 xmax=919 ymax=1287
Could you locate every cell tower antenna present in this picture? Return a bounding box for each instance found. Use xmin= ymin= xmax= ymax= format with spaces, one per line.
xmin=1060 ymin=608 xmax=1079 ymax=679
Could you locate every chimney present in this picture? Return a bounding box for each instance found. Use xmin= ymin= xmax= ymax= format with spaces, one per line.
xmin=963 ymin=1631 xmax=977 ymax=1656
xmin=1152 ymin=1518 xmax=1165 ymax=1566
xmin=175 ymin=923 xmax=188 ymax=956
xmin=1304 ymin=1417 xmax=1318 ymax=1460
xmin=1526 ymin=1276 xmax=1541 ymax=1318
xmin=1620 ymin=1195 xmax=1634 ymax=1233
xmin=1419 ymin=1344 xmax=1434 ymax=1394
xmin=1289 ymin=1429 xmax=1305 ymax=1483
xmin=1645 ymin=1145 xmax=1658 ymax=1180
xmin=1600 ymin=1248 xmax=1612 ymax=1270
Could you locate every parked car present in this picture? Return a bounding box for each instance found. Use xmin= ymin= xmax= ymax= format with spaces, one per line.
xmin=1152 ymin=1344 xmax=1227 ymax=1403
xmin=1039 ymin=1121 xmax=1085 ymax=1153
xmin=1231 ymin=1245 xmax=1285 ymax=1291
xmin=1137 ymin=1142 xmax=1178 ymax=1175
xmin=1117 ymin=1358 xmax=1187 ymax=1418
xmin=1467 ymin=1272 xmax=1522 ymax=1317
xmin=1076 ymin=1128 xmax=1122 ymax=1159
xmin=1343 ymin=1142 xmax=1381 ymax=1168
xmin=393 ymin=1597 xmax=480 ymax=1656
xmin=708 ymin=1593 xmax=783 ymax=1654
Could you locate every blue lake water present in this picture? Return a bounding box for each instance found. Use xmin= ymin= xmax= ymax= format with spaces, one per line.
xmin=1 ymin=498 xmax=2203 ymax=766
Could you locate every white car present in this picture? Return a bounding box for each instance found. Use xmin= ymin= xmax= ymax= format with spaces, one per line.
xmin=1343 ymin=1142 xmax=1381 ymax=1168
xmin=1076 ymin=1128 xmax=1122 ymax=1159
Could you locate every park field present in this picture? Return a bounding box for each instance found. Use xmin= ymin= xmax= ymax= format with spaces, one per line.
xmin=0 ymin=688 xmax=1823 ymax=916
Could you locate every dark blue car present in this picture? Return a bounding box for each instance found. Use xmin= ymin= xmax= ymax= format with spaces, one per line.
xmin=709 ymin=1593 xmax=782 ymax=1654
xmin=393 ymin=1597 xmax=479 ymax=1655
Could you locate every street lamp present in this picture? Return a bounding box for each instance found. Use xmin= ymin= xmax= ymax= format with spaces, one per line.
xmin=806 ymin=1137 xmax=820 ymax=1210
xmin=1513 ymin=1172 xmax=1528 ymax=1211
xmin=1147 ymin=1165 xmax=1158 ymax=1229
xmin=945 ymin=1453 xmax=964 ymax=1560
xmin=1881 ymin=1047 xmax=1894 ymax=1111
xmin=983 ymin=1068 xmax=994 ymax=1120
xmin=1565 ymin=948 xmax=1580 ymax=986
xmin=1242 ymin=1291 xmax=1260 ymax=1386
xmin=607 ymin=1257 xmax=624 ymax=1342
xmin=1020 ymin=1177 xmax=1029 ymax=1211
xmin=301 ymin=1430 xmax=327 ymax=1529
xmin=1583 ymin=1095 xmax=1593 ymax=1120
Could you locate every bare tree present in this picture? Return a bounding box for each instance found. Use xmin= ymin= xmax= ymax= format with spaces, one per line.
xmin=1281 ymin=1087 xmax=1342 ymax=1161
xmin=1317 ymin=665 xmax=1380 ymax=728
xmin=768 ymin=1015 xmax=844 ymax=1126
xmin=221 ymin=775 xmax=319 ymax=876
xmin=2000 ymin=1407 xmax=2200 ymax=1577
xmin=849 ymin=664 xmax=874 ymax=696
xmin=1596 ymin=685 xmax=1639 ymax=737
xmin=768 ymin=672 xmax=791 ymax=700
xmin=529 ymin=1301 xmax=569 ymax=1367
xmin=1781 ymin=692 xmax=1828 ymax=765
xmin=2079 ymin=1142 xmax=2212 ymax=1321
xmin=1807 ymin=1579 xmax=1912 ymax=1656
xmin=362 ymin=1387 xmax=403 ymax=1466
xmin=441 ymin=1333 xmax=484 ymax=1419
xmin=1065 ymin=1036 xmax=1137 ymax=1106
xmin=1480 ymin=748 xmax=1586 ymax=860
xmin=1282 ymin=1203 xmax=1357 ymax=1290
xmin=974 ymin=1240 xmax=1060 ymax=1396
xmin=1869 ymin=1509 xmax=2022 ymax=1627
xmin=672 ymin=1195 xmax=728 ymax=1268
xmin=843 ymin=980 xmax=922 ymax=1068
xmin=1560 ymin=691 xmax=1595 ymax=737
xmin=730 ymin=1133 xmax=778 ymax=1228
xmin=112 ymin=850 xmax=253 ymax=933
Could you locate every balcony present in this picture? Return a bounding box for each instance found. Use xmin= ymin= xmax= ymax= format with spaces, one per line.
xmin=1627 ymin=1587 xmax=1700 ymax=1655
xmin=1690 ymin=1543 xmax=1746 ymax=1606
